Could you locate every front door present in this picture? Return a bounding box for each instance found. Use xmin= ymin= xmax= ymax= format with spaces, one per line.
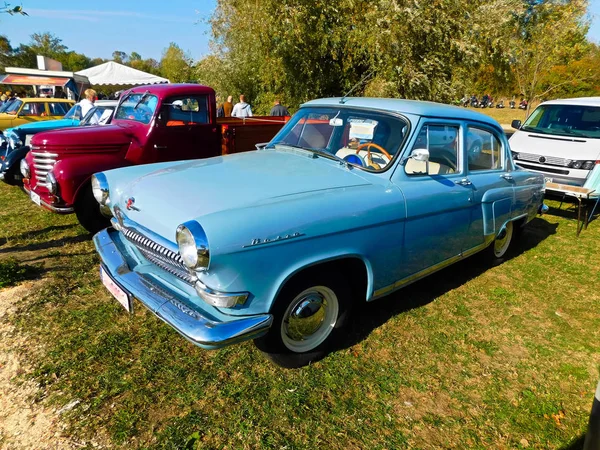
xmin=392 ymin=122 xmax=472 ymax=280
xmin=151 ymin=94 xmax=220 ymax=163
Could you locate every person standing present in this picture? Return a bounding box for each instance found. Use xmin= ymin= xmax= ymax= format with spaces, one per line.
xmin=231 ymin=95 xmax=252 ymax=118
xmin=223 ymin=95 xmax=234 ymax=117
xmin=269 ymin=99 xmax=289 ymax=116
xmin=79 ymin=88 xmax=97 ymax=117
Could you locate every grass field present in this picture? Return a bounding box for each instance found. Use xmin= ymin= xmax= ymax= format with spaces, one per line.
xmin=1 ymin=180 xmax=599 ymax=449
xmin=461 ymin=105 xmax=529 ymax=127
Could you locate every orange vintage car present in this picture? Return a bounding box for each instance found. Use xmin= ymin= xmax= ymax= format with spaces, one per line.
xmin=0 ymin=97 xmax=74 ymax=130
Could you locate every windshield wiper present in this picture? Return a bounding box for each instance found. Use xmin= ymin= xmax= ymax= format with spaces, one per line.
xmin=134 ymin=90 xmax=150 ymax=110
xmin=273 ymin=143 xmax=345 ymax=162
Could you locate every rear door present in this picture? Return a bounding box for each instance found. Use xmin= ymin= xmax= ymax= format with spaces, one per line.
xmin=151 ymin=94 xmax=220 ymax=162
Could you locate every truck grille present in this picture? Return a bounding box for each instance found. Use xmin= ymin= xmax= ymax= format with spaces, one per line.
xmin=121 ymin=226 xmax=196 ymax=284
xmin=517 ymin=152 xmax=569 ymax=167
xmin=31 ymin=150 xmax=58 ymax=185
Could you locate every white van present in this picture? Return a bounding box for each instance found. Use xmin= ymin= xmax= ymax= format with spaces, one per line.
xmin=509 ymin=97 xmax=600 ymax=192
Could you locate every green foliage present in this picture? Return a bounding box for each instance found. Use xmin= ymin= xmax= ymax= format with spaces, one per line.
xmin=160 ymin=43 xmax=193 ymax=83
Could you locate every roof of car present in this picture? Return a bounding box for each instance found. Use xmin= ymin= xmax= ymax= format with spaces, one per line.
xmin=18 ymin=97 xmax=74 ymax=103
xmin=540 ymin=97 xmax=600 ymax=107
xmin=303 ymin=97 xmax=501 ymax=127
xmin=127 ymin=83 xmax=215 ymax=98
xmin=94 ymin=100 xmax=118 ymax=106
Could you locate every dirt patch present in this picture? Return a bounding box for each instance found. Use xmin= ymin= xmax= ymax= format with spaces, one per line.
xmin=0 ymin=281 xmax=87 ymax=449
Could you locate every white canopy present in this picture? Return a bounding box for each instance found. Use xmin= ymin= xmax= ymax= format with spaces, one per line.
xmin=75 ymin=61 xmax=169 ymax=86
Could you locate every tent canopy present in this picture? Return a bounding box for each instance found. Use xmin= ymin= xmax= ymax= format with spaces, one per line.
xmin=76 ymin=61 xmax=169 ymax=86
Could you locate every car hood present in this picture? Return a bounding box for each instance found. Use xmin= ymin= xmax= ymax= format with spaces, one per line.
xmin=509 ymin=130 xmax=600 ymax=160
xmin=9 ymin=118 xmax=79 ymax=135
xmin=110 ymin=149 xmax=373 ymax=241
xmin=32 ymin=123 xmax=133 ymax=148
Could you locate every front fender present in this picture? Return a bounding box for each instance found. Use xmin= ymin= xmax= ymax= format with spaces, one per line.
xmin=53 ymin=152 xmax=131 ymax=205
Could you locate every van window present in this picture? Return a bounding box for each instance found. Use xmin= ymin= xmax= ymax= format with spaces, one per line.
xmin=521 ymin=104 xmax=600 ymax=139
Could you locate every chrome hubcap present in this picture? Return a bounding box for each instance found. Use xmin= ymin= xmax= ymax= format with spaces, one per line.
xmin=281 ymin=286 xmax=339 ymax=353
xmin=494 ymin=222 xmax=513 ymax=257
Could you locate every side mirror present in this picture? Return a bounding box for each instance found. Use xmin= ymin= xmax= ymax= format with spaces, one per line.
xmin=411 ymin=148 xmax=430 ymax=162
xmin=511 ymin=120 xmax=522 ymax=130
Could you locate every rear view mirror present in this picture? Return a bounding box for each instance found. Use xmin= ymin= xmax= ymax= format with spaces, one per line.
xmin=171 ymin=100 xmax=184 ymax=109
xmin=411 ymin=148 xmax=430 ymax=162
xmin=329 ymin=118 xmax=343 ymax=127
xmin=511 ymin=120 xmax=522 ymax=130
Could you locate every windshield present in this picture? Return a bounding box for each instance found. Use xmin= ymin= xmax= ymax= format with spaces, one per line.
xmin=63 ymin=104 xmax=81 ymax=120
xmin=2 ymin=99 xmax=22 ymax=115
xmin=267 ymin=106 xmax=408 ymax=171
xmin=522 ymin=104 xmax=600 ymax=139
xmin=80 ymin=106 xmax=114 ymax=126
xmin=114 ymin=92 xmax=158 ymax=124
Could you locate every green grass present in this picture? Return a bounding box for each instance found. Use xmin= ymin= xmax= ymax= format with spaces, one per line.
xmin=0 ymin=182 xmax=599 ymax=449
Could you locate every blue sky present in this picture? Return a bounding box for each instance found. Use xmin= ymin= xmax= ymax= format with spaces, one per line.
xmin=0 ymin=0 xmax=218 ymax=61
xmin=0 ymin=0 xmax=599 ymax=63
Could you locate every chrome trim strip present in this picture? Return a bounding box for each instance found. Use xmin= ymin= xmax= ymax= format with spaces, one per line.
xmin=372 ymin=237 xmax=494 ymax=300
xmin=93 ymin=229 xmax=273 ymax=348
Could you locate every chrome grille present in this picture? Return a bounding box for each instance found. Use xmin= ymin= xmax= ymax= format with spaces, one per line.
xmin=121 ymin=226 xmax=195 ymax=284
xmin=517 ymin=152 xmax=569 ymax=167
xmin=31 ymin=150 xmax=58 ymax=185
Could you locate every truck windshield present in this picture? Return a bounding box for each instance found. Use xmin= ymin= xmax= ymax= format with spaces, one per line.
xmin=266 ymin=106 xmax=408 ymax=172
xmin=114 ymin=93 xmax=158 ymax=124
xmin=522 ymin=104 xmax=600 ymax=139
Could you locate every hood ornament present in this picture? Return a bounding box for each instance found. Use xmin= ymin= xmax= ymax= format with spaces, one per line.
xmin=126 ymin=197 xmax=140 ymax=212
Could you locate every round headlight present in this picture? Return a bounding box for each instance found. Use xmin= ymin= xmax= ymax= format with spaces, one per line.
xmin=176 ymin=221 xmax=209 ymax=270
xmin=572 ymin=160 xmax=582 ymax=169
xmin=47 ymin=171 xmax=58 ymax=195
xmin=20 ymin=159 xmax=30 ymax=178
xmin=583 ymin=161 xmax=595 ymax=170
xmin=91 ymin=173 xmax=110 ymax=205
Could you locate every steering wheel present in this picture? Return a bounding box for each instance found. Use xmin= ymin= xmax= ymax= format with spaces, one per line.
xmin=356 ymin=142 xmax=392 ymax=169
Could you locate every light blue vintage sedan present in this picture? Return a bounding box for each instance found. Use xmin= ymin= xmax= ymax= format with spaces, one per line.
xmin=92 ymin=98 xmax=545 ymax=367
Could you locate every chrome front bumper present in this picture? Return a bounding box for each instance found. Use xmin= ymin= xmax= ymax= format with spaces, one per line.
xmin=93 ymin=228 xmax=273 ymax=349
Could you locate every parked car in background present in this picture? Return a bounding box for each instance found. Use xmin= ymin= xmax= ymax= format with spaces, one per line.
xmin=510 ymin=97 xmax=600 ymax=196
xmin=0 ymin=97 xmax=74 ymax=130
xmin=21 ymin=84 xmax=288 ymax=233
xmin=0 ymin=100 xmax=117 ymax=186
xmin=92 ymin=97 xmax=546 ymax=368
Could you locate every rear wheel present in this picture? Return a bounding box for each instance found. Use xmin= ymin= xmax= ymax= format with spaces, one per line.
xmin=75 ymin=183 xmax=111 ymax=234
xmin=488 ymin=221 xmax=514 ymax=260
xmin=254 ymin=273 xmax=353 ymax=368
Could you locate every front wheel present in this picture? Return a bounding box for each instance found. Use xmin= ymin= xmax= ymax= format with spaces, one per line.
xmin=75 ymin=183 xmax=111 ymax=234
xmin=254 ymin=274 xmax=352 ymax=368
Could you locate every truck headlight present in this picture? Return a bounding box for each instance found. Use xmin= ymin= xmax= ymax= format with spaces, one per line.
xmin=47 ymin=171 xmax=58 ymax=195
xmin=176 ymin=221 xmax=210 ymax=270
xmin=91 ymin=173 xmax=110 ymax=205
xmin=20 ymin=159 xmax=30 ymax=178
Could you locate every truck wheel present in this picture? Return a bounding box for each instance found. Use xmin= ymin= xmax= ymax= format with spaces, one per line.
xmin=487 ymin=221 xmax=513 ymax=260
xmin=75 ymin=183 xmax=111 ymax=234
xmin=254 ymin=273 xmax=353 ymax=368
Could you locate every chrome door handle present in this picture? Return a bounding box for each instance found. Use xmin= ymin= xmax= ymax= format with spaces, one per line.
xmin=500 ymin=173 xmax=514 ymax=181
xmin=154 ymin=144 xmax=167 ymax=150
xmin=455 ymin=178 xmax=472 ymax=186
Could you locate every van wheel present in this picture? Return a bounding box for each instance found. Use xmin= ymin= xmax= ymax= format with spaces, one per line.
xmin=488 ymin=221 xmax=513 ymax=260
xmin=75 ymin=183 xmax=111 ymax=234
xmin=254 ymin=273 xmax=353 ymax=368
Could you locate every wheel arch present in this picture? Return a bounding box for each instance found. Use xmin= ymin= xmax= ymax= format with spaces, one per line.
xmin=270 ymin=255 xmax=372 ymax=313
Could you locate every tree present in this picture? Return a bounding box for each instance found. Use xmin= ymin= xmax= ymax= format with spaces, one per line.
xmin=160 ymin=43 xmax=192 ymax=83
xmin=112 ymin=51 xmax=128 ymax=64
xmin=28 ymin=32 xmax=67 ymax=58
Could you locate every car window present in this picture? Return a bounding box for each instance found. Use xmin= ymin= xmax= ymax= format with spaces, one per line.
xmin=20 ymin=102 xmax=46 ymax=116
xmin=48 ymin=102 xmax=71 ymax=116
xmin=405 ymin=124 xmax=459 ymax=176
xmin=466 ymin=127 xmax=502 ymax=171
xmin=64 ymin=104 xmax=82 ymax=120
xmin=164 ymin=95 xmax=209 ymax=126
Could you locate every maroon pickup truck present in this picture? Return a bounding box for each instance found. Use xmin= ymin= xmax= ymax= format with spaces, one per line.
xmin=22 ymin=84 xmax=288 ymax=232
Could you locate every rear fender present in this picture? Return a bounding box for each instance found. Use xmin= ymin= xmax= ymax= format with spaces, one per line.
xmin=481 ymin=188 xmax=513 ymax=236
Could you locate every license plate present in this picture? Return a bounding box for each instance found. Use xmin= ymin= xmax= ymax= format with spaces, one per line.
xmin=30 ymin=190 xmax=41 ymax=206
xmin=544 ymin=177 xmax=553 ymax=184
xmin=100 ymin=266 xmax=132 ymax=313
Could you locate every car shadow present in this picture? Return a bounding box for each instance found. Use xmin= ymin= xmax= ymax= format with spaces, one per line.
xmin=0 ymin=234 xmax=91 ymax=255
xmin=331 ymin=217 xmax=558 ymax=354
xmin=0 ymin=224 xmax=81 ymax=247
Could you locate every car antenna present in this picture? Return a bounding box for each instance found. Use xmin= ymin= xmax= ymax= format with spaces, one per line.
xmin=339 ymin=70 xmax=375 ymax=104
